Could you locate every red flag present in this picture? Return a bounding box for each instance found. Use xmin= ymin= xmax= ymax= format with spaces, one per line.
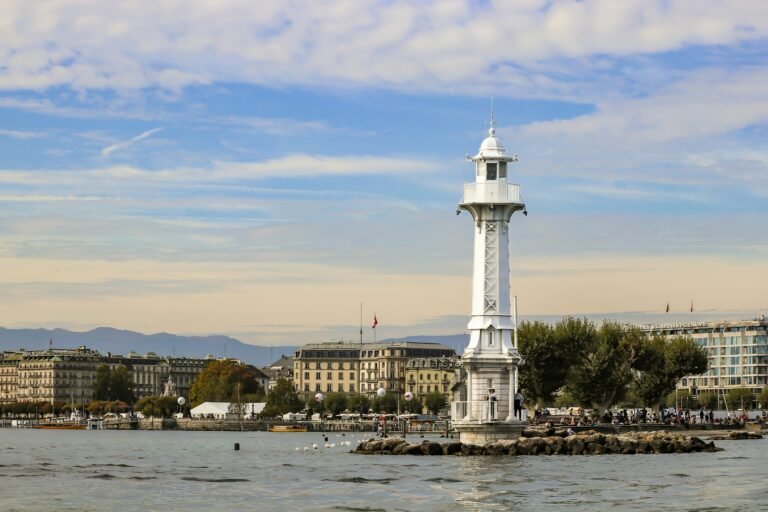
xmin=372 ymin=314 xmax=378 ymax=329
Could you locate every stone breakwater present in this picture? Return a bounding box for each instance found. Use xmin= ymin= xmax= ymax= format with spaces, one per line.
xmin=353 ymin=430 xmax=720 ymax=456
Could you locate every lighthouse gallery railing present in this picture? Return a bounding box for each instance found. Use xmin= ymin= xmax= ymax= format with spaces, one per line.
xmin=462 ymin=183 xmax=521 ymax=205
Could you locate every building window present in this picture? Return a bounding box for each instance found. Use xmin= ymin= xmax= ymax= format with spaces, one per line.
xmin=315 ymin=372 xmax=321 ymax=380
xmin=304 ymin=372 xmax=309 ymax=380
xmin=326 ymin=383 xmax=332 ymax=392
xmin=486 ymin=162 xmax=497 ymax=180
xmin=315 ymin=383 xmax=321 ymax=392
xmin=349 ymin=372 xmax=355 ymax=380
xmin=338 ymin=372 xmax=344 ymax=380
xmin=338 ymin=383 xmax=344 ymax=392
xmin=327 ymin=372 xmax=332 ymax=380
xmin=349 ymin=384 xmax=355 ymax=392
xmin=304 ymin=383 xmax=309 ymax=391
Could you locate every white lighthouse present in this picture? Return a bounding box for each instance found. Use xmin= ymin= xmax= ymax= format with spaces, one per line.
xmin=452 ymin=116 xmax=526 ymax=444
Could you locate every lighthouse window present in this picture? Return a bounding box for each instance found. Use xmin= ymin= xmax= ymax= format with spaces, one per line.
xmin=498 ymin=161 xmax=507 ymax=178
xmin=486 ymin=162 xmax=497 ymax=180
xmin=488 ymin=331 xmax=494 ymax=346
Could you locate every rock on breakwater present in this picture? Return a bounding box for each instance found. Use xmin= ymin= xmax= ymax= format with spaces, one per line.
xmin=353 ymin=430 xmax=720 ymax=456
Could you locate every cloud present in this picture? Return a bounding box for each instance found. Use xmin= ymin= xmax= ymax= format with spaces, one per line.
xmin=0 ymin=1 xmax=766 ymax=97
xmin=213 ymin=154 xmax=439 ymax=179
xmin=219 ymin=116 xmax=334 ymax=135
xmin=100 ymin=127 xmax=163 ymax=157
xmin=0 ymin=128 xmax=45 ymax=139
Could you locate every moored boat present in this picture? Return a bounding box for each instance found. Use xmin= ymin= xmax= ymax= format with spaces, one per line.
xmin=269 ymin=424 xmax=307 ymax=432
xmin=33 ymin=421 xmax=86 ymax=430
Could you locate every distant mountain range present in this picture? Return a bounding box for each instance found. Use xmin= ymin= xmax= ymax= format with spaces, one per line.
xmin=0 ymin=327 xmax=470 ymax=367
xmin=0 ymin=327 xmax=296 ymax=367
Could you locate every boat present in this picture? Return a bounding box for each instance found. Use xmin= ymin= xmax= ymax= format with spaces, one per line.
xmin=33 ymin=421 xmax=86 ymax=430
xmin=269 ymin=424 xmax=307 ymax=432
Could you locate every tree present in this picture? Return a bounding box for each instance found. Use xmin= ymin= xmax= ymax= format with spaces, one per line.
xmin=401 ymin=396 xmax=421 ymax=414
xmin=93 ymin=364 xmax=111 ymax=401
xmin=92 ymin=364 xmax=135 ymax=404
xmin=323 ymin=393 xmax=348 ymax=418
xmin=371 ymin=393 xmax=398 ymax=413
xmin=567 ymin=322 xmax=646 ymax=411
xmin=189 ymin=360 xmax=265 ymax=406
xmin=348 ymin=394 xmax=371 ymax=416
xmin=518 ymin=317 xmax=595 ymax=407
xmin=634 ymin=336 xmax=708 ymax=412
xmin=698 ymin=391 xmax=717 ymax=410
xmin=136 ymin=395 xmax=179 ymax=417
xmin=759 ymin=388 xmax=768 ymax=410
xmin=261 ymin=378 xmax=303 ymax=418
xmin=424 ymin=392 xmax=446 ymax=415
xmin=726 ymin=388 xmax=755 ymax=410
xmin=111 ymin=365 xmax=135 ymax=403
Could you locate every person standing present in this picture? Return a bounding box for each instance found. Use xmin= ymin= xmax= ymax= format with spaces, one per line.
xmin=514 ymin=390 xmax=524 ymax=420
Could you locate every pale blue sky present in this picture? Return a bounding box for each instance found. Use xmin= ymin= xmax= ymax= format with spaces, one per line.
xmin=1 ymin=1 xmax=767 ymax=345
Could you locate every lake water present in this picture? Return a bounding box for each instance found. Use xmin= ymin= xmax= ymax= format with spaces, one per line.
xmin=0 ymin=429 xmax=766 ymax=511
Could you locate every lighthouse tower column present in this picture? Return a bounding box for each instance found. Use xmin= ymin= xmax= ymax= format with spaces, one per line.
xmin=452 ymin=117 xmax=526 ymax=444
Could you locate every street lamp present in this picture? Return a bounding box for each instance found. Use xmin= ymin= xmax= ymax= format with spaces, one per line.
xmin=376 ymin=387 xmax=386 ymax=437
xmin=177 ymin=396 xmax=186 ymax=418
xmin=402 ymin=391 xmax=413 ymax=439
xmin=314 ymin=392 xmax=324 ymax=431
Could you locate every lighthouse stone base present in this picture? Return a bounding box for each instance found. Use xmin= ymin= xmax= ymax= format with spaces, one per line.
xmin=454 ymin=422 xmax=526 ymax=445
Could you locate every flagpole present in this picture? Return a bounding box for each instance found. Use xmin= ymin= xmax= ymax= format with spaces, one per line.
xmin=360 ymin=303 xmax=363 ymax=344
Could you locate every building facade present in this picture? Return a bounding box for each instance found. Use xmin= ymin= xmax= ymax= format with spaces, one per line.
xmin=0 ymin=347 xmax=212 ymax=404
xmin=644 ymin=318 xmax=768 ymax=396
xmin=404 ymin=356 xmax=461 ymax=397
xmin=292 ymin=341 xmax=456 ymax=401
xmin=103 ymin=352 xmax=211 ymax=400
xmin=13 ymin=346 xmax=101 ymax=404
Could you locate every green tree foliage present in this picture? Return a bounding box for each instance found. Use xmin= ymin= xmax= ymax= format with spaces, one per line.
xmin=371 ymin=393 xmax=398 ymax=413
xmin=92 ymin=364 xmax=136 ymax=403
xmin=634 ymin=336 xmax=708 ymax=412
xmin=348 ymin=394 xmax=371 ymax=416
xmin=111 ymin=365 xmax=136 ymax=403
xmin=401 ymin=396 xmax=421 ymax=414
xmin=518 ymin=317 xmax=595 ymax=407
xmin=424 ymin=391 xmax=446 ymax=414
xmin=93 ymin=364 xmax=111 ymax=401
xmin=726 ymin=388 xmax=755 ymax=410
xmin=189 ymin=360 xmax=265 ymax=406
xmin=261 ymin=378 xmax=303 ymax=418
xmin=664 ymin=389 xmax=694 ymax=410
xmin=323 ymin=393 xmax=348 ymax=418
xmin=698 ymin=391 xmax=718 ymax=410
xmin=136 ymin=395 xmax=179 ymax=417
xmin=566 ymin=322 xmax=646 ymax=411
xmin=554 ymin=391 xmax=576 ymax=408
xmin=758 ymin=388 xmax=768 ymax=409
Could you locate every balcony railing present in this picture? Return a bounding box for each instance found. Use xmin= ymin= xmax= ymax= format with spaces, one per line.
xmin=450 ymin=400 xmax=498 ymax=424
xmin=451 ymin=400 xmax=528 ymax=424
xmin=461 ymin=183 xmax=522 ymax=205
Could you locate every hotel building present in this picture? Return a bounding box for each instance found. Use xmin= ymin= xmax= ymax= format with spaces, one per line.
xmin=0 ymin=347 xmax=212 ymax=404
xmin=292 ymin=341 xmax=456 ymax=401
xmin=643 ymin=318 xmax=768 ymax=395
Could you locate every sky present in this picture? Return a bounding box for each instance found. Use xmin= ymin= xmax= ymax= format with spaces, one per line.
xmin=1 ymin=0 xmax=768 ymax=346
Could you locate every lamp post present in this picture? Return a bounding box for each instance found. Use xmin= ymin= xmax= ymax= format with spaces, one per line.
xmin=402 ymin=391 xmax=413 ymax=440
xmin=177 ymin=396 xmax=186 ymax=418
xmin=376 ymin=387 xmax=386 ymax=437
xmin=314 ymin=392 xmax=324 ymax=432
